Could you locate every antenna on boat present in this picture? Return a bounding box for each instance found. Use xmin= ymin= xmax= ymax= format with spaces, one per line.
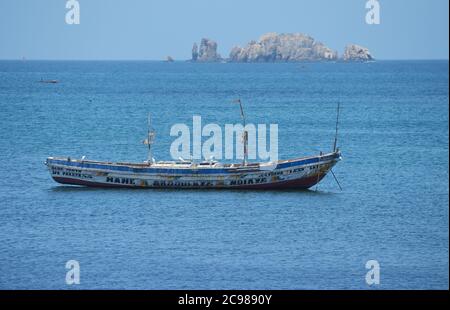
xmin=233 ymin=98 xmax=248 ymax=166
xmin=333 ymin=101 xmax=341 ymax=153
xmin=143 ymin=113 xmax=156 ymax=164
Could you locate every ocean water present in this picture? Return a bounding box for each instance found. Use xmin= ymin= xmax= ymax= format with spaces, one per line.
xmin=0 ymin=60 xmax=448 ymax=289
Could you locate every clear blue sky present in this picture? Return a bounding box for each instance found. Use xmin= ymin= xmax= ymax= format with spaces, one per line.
xmin=0 ymin=0 xmax=448 ymax=60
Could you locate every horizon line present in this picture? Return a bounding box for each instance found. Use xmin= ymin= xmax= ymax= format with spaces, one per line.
xmin=0 ymin=58 xmax=448 ymax=62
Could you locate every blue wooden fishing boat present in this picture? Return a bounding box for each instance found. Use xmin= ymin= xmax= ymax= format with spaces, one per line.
xmin=46 ymin=101 xmax=342 ymax=190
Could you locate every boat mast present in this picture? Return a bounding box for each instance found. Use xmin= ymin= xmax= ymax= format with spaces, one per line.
xmin=333 ymin=101 xmax=341 ymax=152
xmin=234 ymin=98 xmax=248 ymax=166
xmin=144 ymin=113 xmax=156 ymax=164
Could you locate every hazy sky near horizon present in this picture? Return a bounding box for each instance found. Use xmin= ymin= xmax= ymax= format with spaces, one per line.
xmin=0 ymin=0 xmax=448 ymax=60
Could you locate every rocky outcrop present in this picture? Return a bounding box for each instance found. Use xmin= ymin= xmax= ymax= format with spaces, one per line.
xmin=228 ymin=32 xmax=338 ymax=62
xmin=191 ymin=43 xmax=198 ymax=61
xmin=191 ymin=38 xmax=221 ymax=62
xmin=189 ymin=34 xmax=373 ymax=63
xmin=343 ymin=44 xmax=373 ymax=61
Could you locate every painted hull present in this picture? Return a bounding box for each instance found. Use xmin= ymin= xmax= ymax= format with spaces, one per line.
xmin=45 ymin=152 xmax=341 ymax=190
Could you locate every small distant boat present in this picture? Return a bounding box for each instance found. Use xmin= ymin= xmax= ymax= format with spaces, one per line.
xmin=46 ymin=101 xmax=342 ymax=190
xmin=166 ymin=56 xmax=174 ymax=62
xmin=39 ymin=79 xmax=58 ymax=84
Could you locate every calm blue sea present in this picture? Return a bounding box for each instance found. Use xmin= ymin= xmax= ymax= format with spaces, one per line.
xmin=0 ymin=60 xmax=448 ymax=289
